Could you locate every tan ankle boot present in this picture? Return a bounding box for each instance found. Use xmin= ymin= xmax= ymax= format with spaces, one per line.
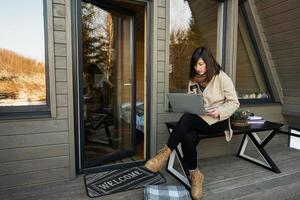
xmin=189 ymin=169 xmax=204 ymax=200
xmin=144 ymin=145 xmax=172 ymax=172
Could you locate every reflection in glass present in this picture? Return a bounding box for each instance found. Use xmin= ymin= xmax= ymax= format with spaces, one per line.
xmin=236 ymin=11 xmax=271 ymax=100
xmin=0 ymin=1 xmax=46 ymax=106
xmin=81 ymin=2 xmax=145 ymax=165
xmin=169 ymin=0 xmax=219 ymax=93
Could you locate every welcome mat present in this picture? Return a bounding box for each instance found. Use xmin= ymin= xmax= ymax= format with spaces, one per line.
xmin=84 ymin=166 xmax=166 ymax=198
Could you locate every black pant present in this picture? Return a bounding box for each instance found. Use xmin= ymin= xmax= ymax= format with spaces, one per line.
xmin=167 ymin=113 xmax=228 ymax=170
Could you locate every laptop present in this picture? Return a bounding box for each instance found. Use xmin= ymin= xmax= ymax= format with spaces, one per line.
xmin=167 ymin=93 xmax=207 ymax=115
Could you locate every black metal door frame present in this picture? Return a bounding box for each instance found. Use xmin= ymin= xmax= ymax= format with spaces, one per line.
xmin=72 ymin=0 xmax=152 ymax=174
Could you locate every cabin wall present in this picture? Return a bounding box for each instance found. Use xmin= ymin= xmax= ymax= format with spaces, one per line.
xmin=254 ymin=0 xmax=300 ymax=128
xmin=0 ymin=0 xmax=74 ymax=190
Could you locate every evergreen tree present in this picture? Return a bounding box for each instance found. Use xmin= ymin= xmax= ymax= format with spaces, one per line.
xmin=82 ymin=2 xmax=107 ymax=70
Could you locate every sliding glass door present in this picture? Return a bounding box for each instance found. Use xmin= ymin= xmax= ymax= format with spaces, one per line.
xmin=76 ymin=0 xmax=147 ymax=170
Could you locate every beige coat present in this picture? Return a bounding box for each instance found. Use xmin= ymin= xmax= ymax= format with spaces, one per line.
xmin=188 ymin=71 xmax=240 ymax=142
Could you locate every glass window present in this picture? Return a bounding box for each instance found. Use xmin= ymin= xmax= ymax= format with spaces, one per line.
xmin=169 ymin=0 xmax=220 ymax=93
xmin=236 ymin=6 xmax=272 ymax=102
xmin=0 ymin=0 xmax=48 ymax=111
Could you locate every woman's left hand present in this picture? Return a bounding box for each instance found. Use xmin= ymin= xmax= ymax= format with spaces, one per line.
xmin=207 ymin=109 xmax=220 ymax=119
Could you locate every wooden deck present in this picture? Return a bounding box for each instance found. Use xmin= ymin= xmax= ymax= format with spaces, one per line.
xmin=1 ymin=145 xmax=300 ymax=200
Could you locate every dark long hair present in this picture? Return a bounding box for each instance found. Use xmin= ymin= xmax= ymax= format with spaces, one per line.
xmin=189 ymin=47 xmax=221 ymax=82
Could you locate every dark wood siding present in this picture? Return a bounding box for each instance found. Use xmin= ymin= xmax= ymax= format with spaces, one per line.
xmin=255 ymin=0 xmax=300 ymax=128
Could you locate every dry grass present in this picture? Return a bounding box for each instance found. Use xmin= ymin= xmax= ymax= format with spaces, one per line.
xmin=0 ymin=48 xmax=45 ymax=74
xmin=0 ymin=48 xmax=46 ymax=105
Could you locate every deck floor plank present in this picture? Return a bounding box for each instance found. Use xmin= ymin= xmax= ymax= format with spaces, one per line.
xmin=1 ymin=145 xmax=300 ymax=200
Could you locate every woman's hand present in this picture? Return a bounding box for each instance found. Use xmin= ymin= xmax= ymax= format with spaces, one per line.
xmin=207 ymin=109 xmax=220 ymax=119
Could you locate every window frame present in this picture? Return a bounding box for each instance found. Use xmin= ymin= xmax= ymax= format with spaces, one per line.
xmin=167 ymin=0 xmax=280 ymax=106
xmin=237 ymin=1 xmax=275 ymax=105
xmin=72 ymin=0 xmax=153 ymax=173
xmin=0 ymin=0 xmax=54 ymax=119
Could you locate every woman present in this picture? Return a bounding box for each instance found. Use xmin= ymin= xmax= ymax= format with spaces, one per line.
xmin=145 ymin=47 xmax=240 ymax=200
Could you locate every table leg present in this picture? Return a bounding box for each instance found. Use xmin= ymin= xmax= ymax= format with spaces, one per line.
xmin=165 ymin=127 xmax=191 ymax=188
xmin=237 ymin=130 xmax=281 ymax=173
xmin=166 ymin=144 xmax=191 ymax=188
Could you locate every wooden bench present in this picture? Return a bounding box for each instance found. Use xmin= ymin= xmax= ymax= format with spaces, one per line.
xmin=165 ymin=121 xmax=284 ymax=188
